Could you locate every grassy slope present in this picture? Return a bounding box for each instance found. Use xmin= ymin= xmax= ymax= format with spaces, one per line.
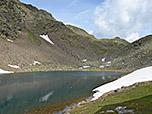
xmin=95 ymin=94 xmax=152 ymax=114
xmin=71 ymin=82 xmax=152 ymax=114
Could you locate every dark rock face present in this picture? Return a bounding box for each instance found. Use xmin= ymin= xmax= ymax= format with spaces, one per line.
xmin=0 ymin=0 xmax=26 ymax=38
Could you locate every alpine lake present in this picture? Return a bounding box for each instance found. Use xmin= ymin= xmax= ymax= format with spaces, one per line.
xmin=0 ymin=71 xmax=124 ymax=114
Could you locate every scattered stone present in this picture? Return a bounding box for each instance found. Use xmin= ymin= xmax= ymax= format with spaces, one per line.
xmin=106 ymin=110 xmax=115 ymax=113
xmin=77 ymin=101 xmax=86 ymax=106
xmin=100 ymin=111 xmax=105 ymax=113
xmin=115 ymin=106 xmax=134 ymax=114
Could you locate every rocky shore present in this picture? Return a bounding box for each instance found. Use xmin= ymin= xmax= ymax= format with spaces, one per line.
xmin=26 ymin=80 xmax=152 ymax=114
xmin=68 ymin=81 xmax=152 ymax=114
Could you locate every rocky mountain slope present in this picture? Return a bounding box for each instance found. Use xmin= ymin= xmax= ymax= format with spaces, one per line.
xmin=107 ymin=35 xmax=152 ymax=71
xmin=0 ymin=0 xmax=130 ymax=72
xmin=1 ymin=0 xmax=152 ymax=72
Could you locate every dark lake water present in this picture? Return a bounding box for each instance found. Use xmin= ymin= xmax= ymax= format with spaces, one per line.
xmin=0 ymin=71 xmax=124 ymax=114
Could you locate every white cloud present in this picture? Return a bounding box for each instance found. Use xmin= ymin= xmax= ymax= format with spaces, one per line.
xmin=94 ymin=0 xmax=152 ymax=42
xmin=74 ymin=10 xmax=91 ymax=19
xmin=126 ymin=32 xmax=140 ymax=42
xmin=88 ymin=30 xmax=94 ymax=35
xmin=67 ymin=0 xmax=78 ymax=8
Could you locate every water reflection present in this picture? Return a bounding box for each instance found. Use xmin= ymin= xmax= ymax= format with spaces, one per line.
xmin=0 ymin=71 xmax=123 ymax=114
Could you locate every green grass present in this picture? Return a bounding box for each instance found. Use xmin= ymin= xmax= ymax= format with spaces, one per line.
xmin=95 ymin=94 xmax=152 ymax=114
xmin=88 ymin=68 xmax=129 ymax=72
xmin=71 ymin=82 xmax=152 ymax=114
xmin=0 ymin=24 xmax=4 ymax=28
xmin=26 ymin=28 xmax=41 ymax=45
xmin=23 ymin=64 xmax=77 ymax=72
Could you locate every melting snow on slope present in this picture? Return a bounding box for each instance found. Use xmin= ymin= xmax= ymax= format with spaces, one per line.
xmin=82 ymin=66 xmax=90 ymax=69
xmin=107 ymin=61 xmax=111 ymax=64
xmin=8 ymin=64 xmax=20 ymax=69
xmin=40 ymin=35 xmax=54 ymax=45
xmin=92 ymin=66 xmax=152 ymax=100
xmin=102 ymin=58 xmax=106 ymax=62
xmin=7 ymin=39 xmax=14 ymax=43
xmin=33 ymin=61 xmax=41 ymax=65
xmin=0 ymin=69 xmax=14 ymax=74
xmin=79 ymin=65 xmax=91 ymax=69
xmin=99 ymin=66 xmax=105 ymax=68
xmin=82 ymin=59 xmax=87 ymax=62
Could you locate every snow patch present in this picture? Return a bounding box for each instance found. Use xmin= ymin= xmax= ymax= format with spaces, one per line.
xmin=33 ymin=61 xmax=41 ymax=65
xmin=105 ymin=64 xmax=110 ymax=66
xmin=102 ymin=58 xmax=106 ymax=62
xmin=107 ymin=61 xmax=111 ymax=64
xmin=92 ymin=66 xmax=152 ymax=100
xmin=99 ymin=66 xmax=105 ymax=68
xmin=7 ymin=39 xmax=13 ymax=43
xmin=0 ymin=69 xmax=14 ymax=74
xmin=82 ymin=66 xmax=90 ymax=69
xmin=8 ymin=64 xmax=20 ymax=69
xmin=40 ymin=35 xmax=54 ymax=45
xmin=82 ymin=59 xmax=87 ymax=62
xmin=79 ymin=66 xmax=91 ymax=69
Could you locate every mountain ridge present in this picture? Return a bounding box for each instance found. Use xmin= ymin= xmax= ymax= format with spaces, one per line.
xmin=0 ymin=0 xmax=151 ymax=72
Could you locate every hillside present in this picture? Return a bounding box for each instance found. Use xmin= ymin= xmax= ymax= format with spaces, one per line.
xmin=107 ymin=35 xmax=152 ymax=71
xmin=0 ymin=0 xmax=129 ymax=72
xmin=70 ymin=81 xmax=152 ymax=114
xmin=69 ymin=67 xmax=152 ymax=114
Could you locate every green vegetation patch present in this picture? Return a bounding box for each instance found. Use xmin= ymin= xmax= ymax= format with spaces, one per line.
xmin=0 ymin=24 xmax=4 ymax=28
xmin=71 ymin=82 xmax=152 ymax=114
xmin=23 ymin=64 xmax=77 ymax=72
xmin=95 ymin=94 xmax=152 ymax=114
xmin=26 ymin=28 xmax=41 ymax=45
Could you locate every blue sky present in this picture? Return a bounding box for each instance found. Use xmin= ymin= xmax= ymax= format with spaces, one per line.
xmin=20 ymin=0 xmax=152 ymax=42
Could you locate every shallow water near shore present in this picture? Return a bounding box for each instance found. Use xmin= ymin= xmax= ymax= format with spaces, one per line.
xmin=0 ymin=71 xmax=124 ymax=114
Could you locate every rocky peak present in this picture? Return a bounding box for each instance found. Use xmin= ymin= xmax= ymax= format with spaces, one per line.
xmin=0 ymin=0 xmax=26 ymax=38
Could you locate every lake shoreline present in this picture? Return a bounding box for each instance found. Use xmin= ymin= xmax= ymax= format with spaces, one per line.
xmin=68 ymin=81 xmax=152 ymax=114
xmin=0 ymin=71 xmax=122 ymax=114
xmin=0 ymin=68 xmax=130 ymax=75
xmin=63 ymin=67 xmax=152 ymax=113
xmin=26 ymin=80 xmax=152 ymax=114
xmin=26 ymin=94 xmax=92 ymax=114
xmin=24 ymin=71 xmax=126 ymax=114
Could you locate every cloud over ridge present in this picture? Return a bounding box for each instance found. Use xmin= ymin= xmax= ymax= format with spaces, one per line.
xmin=94 ymin=0 xmax=152 ymax=42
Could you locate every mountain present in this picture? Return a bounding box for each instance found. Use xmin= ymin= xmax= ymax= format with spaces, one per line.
xmin=0 ymin=0 xmax=130 ymax=72
xmin=108 ymin=35 xmax=152 ymax=71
